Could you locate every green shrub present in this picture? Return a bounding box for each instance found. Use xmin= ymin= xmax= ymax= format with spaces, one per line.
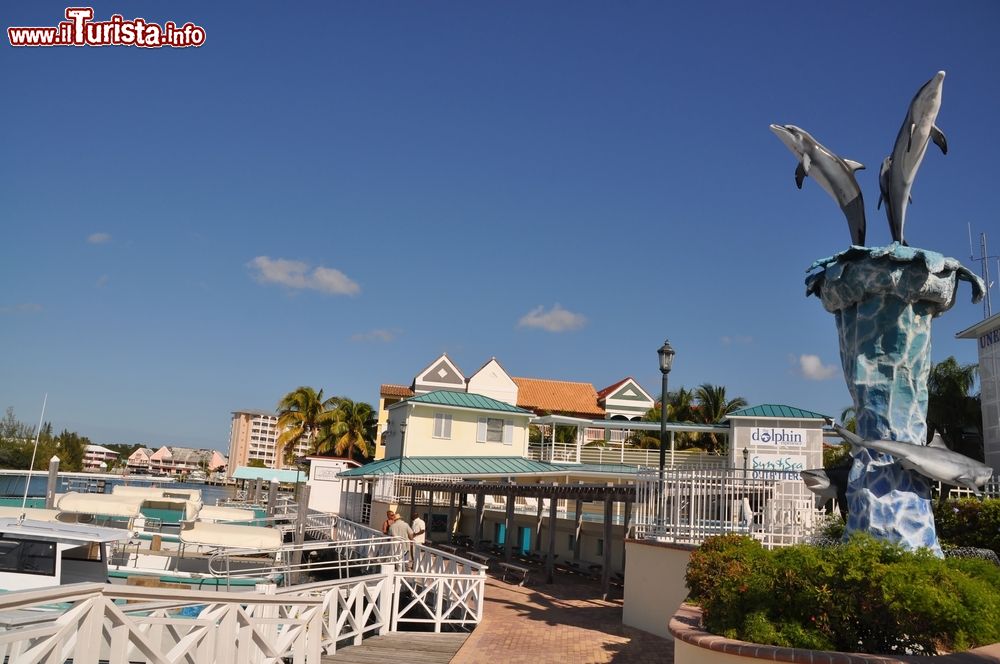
xmin=934 ymin=498 xmax=1000 ymax=553
xmin=686 ymin=534 xmax=1000 ymax=655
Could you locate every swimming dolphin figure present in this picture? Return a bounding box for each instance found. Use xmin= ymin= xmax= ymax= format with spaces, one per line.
xmin=770 ymin=124 xmax=866 ymax=246
xmin=879 ymin=71 xmax=948 ymax=245
xmin=825 ymin=419 xmax=993 ymax=496
xmin=801 ymin=467 xmax=849 ymax=519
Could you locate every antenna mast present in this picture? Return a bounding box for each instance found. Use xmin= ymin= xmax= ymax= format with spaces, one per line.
xmin=969 ymin=224 xmax=997 ymax=319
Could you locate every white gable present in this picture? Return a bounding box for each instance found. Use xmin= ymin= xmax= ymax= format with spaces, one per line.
xmin=412 ymin=353 xmax=466 ymax=394
xmin=467 ymin=358 xmax=518 ymax=406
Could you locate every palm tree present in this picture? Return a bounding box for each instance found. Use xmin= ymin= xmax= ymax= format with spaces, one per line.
xmin=927 ymin=357 xmax=981 ymax=457
xmin=694 ymin=383 xmax=748 ymax=455
xmin=642 ymin=387 xmax=700 ymax=449
xmin=321 ymin=398 xmax=377 ymax=462
xmin=276 ymin=387 xmax=338 ymax=465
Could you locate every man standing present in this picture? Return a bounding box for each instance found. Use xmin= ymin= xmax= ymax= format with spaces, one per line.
xmin=387 ymin=512 xmax=414 ymax=541
xmin=411 ymin=513 xmax=426 ymax=545
xmin=386 ymin=511 xmax=414 ymax=567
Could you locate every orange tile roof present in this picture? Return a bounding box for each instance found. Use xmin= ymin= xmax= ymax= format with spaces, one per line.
xmin=512 ymin=377 xmax=605 ymax=417
xmin=380 ymin=384 xmax=414 ymax=398
xmin=596 ymin=377 xmax=631 ymax=400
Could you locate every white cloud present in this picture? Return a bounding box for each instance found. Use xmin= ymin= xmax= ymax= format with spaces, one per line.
xmin=247 ymin=256 xmax=360 ymax=296
xmin=518 ymin=304 xmax=586 ymax=333
xmin=722 ymin=335 xmax=753 ymax=346
xmin=87 ymin=232 xmax=111 ymax=244
xmin=351 ymin=329 xmax=396 ymax=343
xmin=0 ymin=303 xmax=42 ymax=314
xmin=798 ymin=354 xmax=838 ymax=381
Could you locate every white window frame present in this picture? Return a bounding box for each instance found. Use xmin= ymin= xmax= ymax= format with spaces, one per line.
xmin=433 ymin=413 xmax=452 ymax=439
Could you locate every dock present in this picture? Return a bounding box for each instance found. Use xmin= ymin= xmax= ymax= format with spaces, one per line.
xmin=321 ymin=632 xmax=470 ymax=663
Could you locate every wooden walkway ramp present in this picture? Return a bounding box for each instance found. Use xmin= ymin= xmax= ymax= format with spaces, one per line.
xmin=321 ymin=632 xmax=470 ymax=663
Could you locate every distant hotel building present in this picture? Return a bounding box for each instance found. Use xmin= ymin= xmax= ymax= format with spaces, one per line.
xmin=82 ymin=444 xmax=119 ymax=472
xmin=227 ymin=409 xmax=310 ymax=477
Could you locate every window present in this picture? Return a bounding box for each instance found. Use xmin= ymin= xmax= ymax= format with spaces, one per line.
xmin=0 ymin=538 xmax=57 ymax=576
xmin=596 ymin=538 xmax=604 ymax=556
xmin=477 ymin=417 xmax=513 ymax=444
xmin=433 ymin=414 xmax=452 ymax=439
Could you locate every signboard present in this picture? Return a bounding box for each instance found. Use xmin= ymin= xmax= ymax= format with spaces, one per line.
xmin=747 ymin=454 xmax=807 ymax=479
xmin=749 ymin=427 xmax=807 ymax=447
xmin=312 ymin=466 xmax=342 ymax=482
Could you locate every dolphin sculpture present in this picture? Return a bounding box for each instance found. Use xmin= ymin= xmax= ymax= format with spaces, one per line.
xmin=800 ymin=466 xmax=849 ymax=519
xmin=826 ymin=419 xmax=993 ymax=496
xmin=770 ymin=124 xmax=866 ymax=246
xmin=879 ymin=71 xmax=948 ymax=245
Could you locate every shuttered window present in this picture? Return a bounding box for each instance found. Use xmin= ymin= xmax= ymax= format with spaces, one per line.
xmin=433 ymin=414 xmax=452 ymax=439
xmin=477 ymin=417 xmax=505 ymax=443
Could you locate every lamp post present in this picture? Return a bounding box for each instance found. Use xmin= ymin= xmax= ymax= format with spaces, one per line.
xmin=742 ymin=446 xmax=749 ymax=479
xmin=656 ymin=339 xmax=675 ymax=529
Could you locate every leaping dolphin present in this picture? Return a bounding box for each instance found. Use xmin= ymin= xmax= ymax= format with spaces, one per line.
xmin=879 ymin=71 xmax=948 ymax=245
xmin=770 ymin=124 xmax=866 ymax=246
xmin=800 ymin=466 xmax=849 ymax=519
xmin=826 ymin=419 xmax=993 ymax=496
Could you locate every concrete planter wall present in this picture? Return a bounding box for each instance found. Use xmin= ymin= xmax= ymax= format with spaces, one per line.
xmin=669 ymin=604 xmax=1000 ymax=664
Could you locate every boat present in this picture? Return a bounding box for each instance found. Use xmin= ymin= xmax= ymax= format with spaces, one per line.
xmin=0 ymin=517 xmax=130 ymax=591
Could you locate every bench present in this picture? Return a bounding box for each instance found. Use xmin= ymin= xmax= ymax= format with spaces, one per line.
xmin=437 ymin=544 xmax=458 ymax=554
xmin=499 ymin=561 xmax=532 ymax=586
xmin=467 ymin=551 xmax=492 ymax=567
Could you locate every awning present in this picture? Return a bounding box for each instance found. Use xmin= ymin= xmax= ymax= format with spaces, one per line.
xmin=179 ymin=522 xmax=281 ymax=550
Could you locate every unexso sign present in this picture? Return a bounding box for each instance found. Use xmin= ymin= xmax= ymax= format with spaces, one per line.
xmin=749 ymin=427 xmax=807 ymax=447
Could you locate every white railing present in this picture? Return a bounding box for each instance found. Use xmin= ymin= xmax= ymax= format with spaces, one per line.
xmin=527 ymin=442 xmax=727 ymax=468
xmin=937 ymin=476 xmax=1000 ymax=499
xmin=371 ymin=474 xmax=465 ymax=504
xmin=0 ymin=524 xmax=486 ymax=662
xmin=633 ymin=466 xmax=822 ymax=549
xmin=0 ymin=582 xmax=326 ymax=664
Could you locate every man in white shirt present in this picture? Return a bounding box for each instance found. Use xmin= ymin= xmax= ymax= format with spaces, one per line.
xmin=411 ymin=514 xmax=426 ymax=545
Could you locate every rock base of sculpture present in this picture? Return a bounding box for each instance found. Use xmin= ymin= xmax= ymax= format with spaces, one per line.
xmin=806 ymin=243 xmax=984 ymax=555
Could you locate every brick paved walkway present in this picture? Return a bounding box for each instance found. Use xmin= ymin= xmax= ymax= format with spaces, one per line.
xmin=452 ymin=574 xmax=674 ymax=664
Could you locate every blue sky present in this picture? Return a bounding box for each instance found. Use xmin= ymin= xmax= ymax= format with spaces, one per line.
xmin=3 ymin=2 xmax=998 ymax=450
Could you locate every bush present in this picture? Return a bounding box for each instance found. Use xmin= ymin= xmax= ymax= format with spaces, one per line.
xmin=935 ymin=498 xmax=1000 ymax=553
xmin=687 ymin=534 xmax=1000 ymax=655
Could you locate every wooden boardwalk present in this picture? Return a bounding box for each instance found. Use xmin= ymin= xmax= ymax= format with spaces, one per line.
xmin=321 ymin=632 xmax=470 ymax=663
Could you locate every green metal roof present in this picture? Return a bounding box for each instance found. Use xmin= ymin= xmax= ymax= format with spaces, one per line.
xmin=405 ymin=390 xmax=532 ymax=414
xmin=726 ymin=404 xmax=828 ymax=420
xmin=231 ymin=466 xmax=306 ymax=483
xmin=337 ymin=456 xmax=637 ymax=478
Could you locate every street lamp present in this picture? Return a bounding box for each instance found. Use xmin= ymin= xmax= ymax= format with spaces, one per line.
xmin=656 ymin=339 xmax=675 ymax=529
xmin=742 ymin=446 xmax=749 ymax=478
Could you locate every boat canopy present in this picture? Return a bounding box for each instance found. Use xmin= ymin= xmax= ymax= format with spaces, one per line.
xmin=112 ymin=485 xmax=203 ymax=503
xmin=198 ymin=505 xmax=256 ymax=523
xmin=56 ymin=492 xmax=146 ymax=518
xmin=0 ymin=506 xmax=62 ymax=522
xmin=0 ymin=517 xmax=131 ymax=545
xmin=179 ymin=522 xmax=281 ymax=550
xmin=58 ymin=492 xmax=201 ymax=521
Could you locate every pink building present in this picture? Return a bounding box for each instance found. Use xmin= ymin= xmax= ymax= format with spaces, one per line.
xmin=82 ymin=444 xmax=119 ymax=472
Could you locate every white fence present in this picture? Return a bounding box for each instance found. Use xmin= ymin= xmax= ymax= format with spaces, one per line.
xmin=526 ymin=442 xmax=726 ymax=468
xmin=633 ymin=466 xmax=822 ymax=549
xmin=0 ymin=518 xmax=486 ymax=663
